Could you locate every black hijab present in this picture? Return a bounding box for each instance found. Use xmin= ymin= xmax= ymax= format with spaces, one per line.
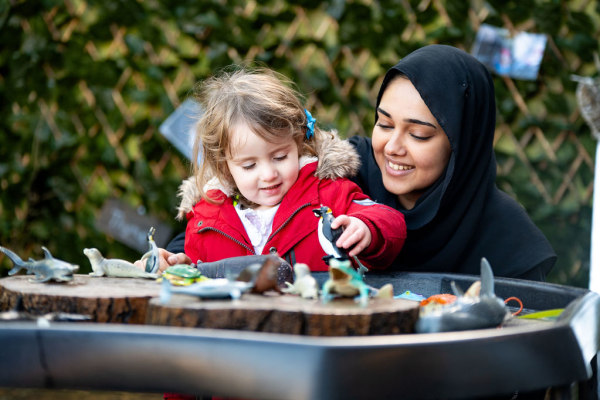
xmin=351 ymin=45 xmax=556 ymax=278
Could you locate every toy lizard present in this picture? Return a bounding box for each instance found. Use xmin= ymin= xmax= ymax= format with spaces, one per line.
xmin=1 ymin=245 xmax=79 ymax=283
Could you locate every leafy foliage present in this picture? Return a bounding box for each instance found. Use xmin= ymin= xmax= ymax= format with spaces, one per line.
xmin=0 ymin=0 xmax=598 ymax=287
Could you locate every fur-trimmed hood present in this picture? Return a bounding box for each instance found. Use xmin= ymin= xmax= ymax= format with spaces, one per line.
xmin=176 ymin=131 xmax=360 ymax=220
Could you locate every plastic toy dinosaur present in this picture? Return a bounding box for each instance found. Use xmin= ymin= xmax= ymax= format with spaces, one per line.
xmin=1 ymin=245 xmax=79 ymax=283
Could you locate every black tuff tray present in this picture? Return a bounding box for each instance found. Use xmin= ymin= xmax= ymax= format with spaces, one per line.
xmin=1 ymin=271 xmax=598 ymax=399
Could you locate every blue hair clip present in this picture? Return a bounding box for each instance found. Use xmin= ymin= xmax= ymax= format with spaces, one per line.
xmin=304 ymin=109 xmax=316 ymax=139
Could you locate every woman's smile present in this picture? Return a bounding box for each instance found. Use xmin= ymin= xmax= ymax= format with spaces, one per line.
xmin=387 ymin=160 xmax=415 ymax=172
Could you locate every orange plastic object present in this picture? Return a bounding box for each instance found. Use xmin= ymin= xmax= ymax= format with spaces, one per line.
xmin=420 ymin=293 xmax=457 ymax=307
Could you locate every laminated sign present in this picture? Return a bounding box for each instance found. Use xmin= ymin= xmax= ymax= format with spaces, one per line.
xmin=97 ymin=198 xmax=173 ymax=252
xmin=159 ymin=98 xmax=203 ymax=161
xmin=471 ymin=23 xmax=547 ymax=81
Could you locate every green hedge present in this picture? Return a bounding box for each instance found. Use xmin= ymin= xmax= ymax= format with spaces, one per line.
xmin=1 ymin=0 xmax=599 ymax=287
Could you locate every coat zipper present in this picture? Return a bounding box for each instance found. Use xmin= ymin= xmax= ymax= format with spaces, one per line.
xmin=197 ymin=227 xmax=255 ymax=254
xmin=197 ymin=202 xmax=313 ymax=256
xmin=267 ymin=202 xmax=313 ymax=242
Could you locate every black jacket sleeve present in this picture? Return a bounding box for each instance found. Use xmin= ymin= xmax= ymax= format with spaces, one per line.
xmin=166 ymin=231 xmax=186 ymax=254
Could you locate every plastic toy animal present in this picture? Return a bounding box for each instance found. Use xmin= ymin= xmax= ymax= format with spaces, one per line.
xmin=160 ymin=278 xmax=253 ymax=303
xmin=162 ymin=264 xmax=207 ymax=286
xmin=195 ymin=255 xmax=293 ymax=287
xmin=236 ymin=255 xmax=282 ymax=294
xmin=394 ymin=291 xmax=426 ymax=302
xmin=84 ymin=248 xmax=159 ymax=279
xmin=322 ymin=258 xmax=371 ymax=306
xmin=313 ymin=206 xmax=346 ymax=259
xmin=415 ymin=258 xmax=508 ymax=333
xmin=141 ymin=227 xmax=159 ymax=274
xmin=0 ymin=246 xmax=79 ymax=283
xmin=282 ymin=263 xmax=319 ymax=299
xmin=313 ymin=205 xmax=368 ymax=277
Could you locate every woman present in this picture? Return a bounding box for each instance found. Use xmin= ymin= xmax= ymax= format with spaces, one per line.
xmin=160 ymin=45 xmax=555 ymax=280
xmin=349 ymin=44 xmax=555 ymax=279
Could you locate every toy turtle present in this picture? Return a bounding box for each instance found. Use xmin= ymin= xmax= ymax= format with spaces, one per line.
xmin=161 ymin=264 xmax=207 ymax=286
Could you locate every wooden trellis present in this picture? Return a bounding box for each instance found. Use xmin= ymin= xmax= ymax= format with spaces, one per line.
xmin=1 ymin=0 xmax=598 ymax=286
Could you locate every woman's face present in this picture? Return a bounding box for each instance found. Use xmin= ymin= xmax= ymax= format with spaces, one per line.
xmin=372 ymin=77 xmax=452 ymax=210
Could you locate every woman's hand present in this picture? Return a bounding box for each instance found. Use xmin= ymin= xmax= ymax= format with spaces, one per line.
xmin=134 ymin=249 xmax=192 ymax=273
xmin=331 ymin=215 xmax=371 ymax=257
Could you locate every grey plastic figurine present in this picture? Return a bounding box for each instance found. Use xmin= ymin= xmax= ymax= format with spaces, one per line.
xmin=416 ymin=258 xmax=508 ymax=333
xmin=160 ymin=278 xmax=253 ymax=303
xmin=141 ymin=227 xmax=159 ymax=274
xmin=84 ymin=248 xmax=159 ymax=279
xmin=1 ymin=246 xmax=79 ymax=283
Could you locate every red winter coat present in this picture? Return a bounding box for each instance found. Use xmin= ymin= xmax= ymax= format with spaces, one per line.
xmin=184 ymin=161 xmax=406 ymax=272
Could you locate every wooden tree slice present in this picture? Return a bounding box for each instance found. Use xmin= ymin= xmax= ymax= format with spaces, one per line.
xmin=0 ymin=275 xmax=420 ymax=335
xmin=0 ymin=274 xmax=160 ymax=324
xmin=147 ymin=292 xmax=420 ymax=336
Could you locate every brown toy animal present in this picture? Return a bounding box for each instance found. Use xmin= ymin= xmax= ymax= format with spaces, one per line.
xmin=237 ymin=255 xmax=282 ymax=294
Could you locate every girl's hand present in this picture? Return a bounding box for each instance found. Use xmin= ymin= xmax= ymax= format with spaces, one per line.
xmin=134 ymin=249 xmax=192 ymax=273
xmin=331 ymin=215 xmax=371 ymax=257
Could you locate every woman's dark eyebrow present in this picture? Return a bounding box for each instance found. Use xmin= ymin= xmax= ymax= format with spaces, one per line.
xmin=378 ymin=107 xmax=437 ymax=129
xmin=405 ymin=118 xmax=437 ymax=129
xmin=377 ymin=107 xmax=392 ymax=118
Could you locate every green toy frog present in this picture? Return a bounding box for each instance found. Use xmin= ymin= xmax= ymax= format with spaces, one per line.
xmin=321 ymin=258 xmax=370 ymax=307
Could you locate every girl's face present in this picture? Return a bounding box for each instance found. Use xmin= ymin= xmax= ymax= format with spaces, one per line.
xmin=372 ymin=77 xmax=452 ymax=210
xmin=226 ymin=122 xmax=300 ymax=210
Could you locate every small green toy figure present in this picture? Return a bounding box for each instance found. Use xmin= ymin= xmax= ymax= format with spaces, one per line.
xmin=161 ymin=264 xmax=207 ymax=286
xmin=321 ymin=258 xmax=370 ymax=307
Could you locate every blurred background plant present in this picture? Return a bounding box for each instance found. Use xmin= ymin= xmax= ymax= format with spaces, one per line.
xmin=0 ymin=0 xmax=598 ymax=287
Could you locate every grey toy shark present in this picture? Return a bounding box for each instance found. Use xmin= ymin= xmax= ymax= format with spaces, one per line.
xmin=416 ymin=258 xmax=508 ymax=333
xmin=1 ymin=246 xmax=79 ymax=283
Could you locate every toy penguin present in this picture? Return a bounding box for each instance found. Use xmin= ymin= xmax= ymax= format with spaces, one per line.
xmin=313 ymin=205 xmax=347 ymax=260
xmin=313 ymin=205 xmax=369 ymax=277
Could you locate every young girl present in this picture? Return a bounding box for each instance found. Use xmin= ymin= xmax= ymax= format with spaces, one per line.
xmin=176 ymin=67 xmax=406 ymax=272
